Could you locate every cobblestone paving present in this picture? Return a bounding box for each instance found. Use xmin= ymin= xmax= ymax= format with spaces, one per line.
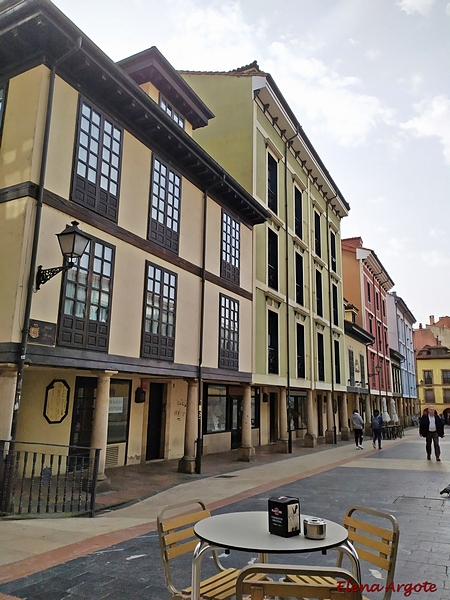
xmin=1 ymin=436 xmax=450 ymax=599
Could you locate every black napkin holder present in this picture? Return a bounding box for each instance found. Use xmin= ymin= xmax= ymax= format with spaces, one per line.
xmin=268 ymin=495 xmax=300 ymax=537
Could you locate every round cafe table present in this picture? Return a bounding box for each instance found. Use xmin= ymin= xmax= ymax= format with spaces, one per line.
xmin=191 ymin=511 xmax=361 ymax=600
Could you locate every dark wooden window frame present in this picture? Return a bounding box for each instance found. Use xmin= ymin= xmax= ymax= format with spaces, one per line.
xmin=159 ymin=94 xmax=185 ymax=129
xmin=221 ymin=210 xmax=240 ymax=285
xmin=348 ymin=349 xmax=355 ymax=386
xmin=218 ymin=293 xmax=239 ymax=370
xmin=330 ymin=230 xmax=337 ymax=272
xmin=58 ymin=237 xmax=114 ymax=351
xmin=268 ymin=228 xmax=278 ymax=290
xmin=315 ymin=269 xmax=323 ymax=317
xmin=295 ymin=252 xmax=304 ymax=305
xmin=148 ymin=156 xmax=181 ymax=253
xmin=332 ymin=283 xmax=339 ymax=326
xmin=268 ymin=310 xmax=279 ymax=374
xmin=141 ymin=261 xmax=177 ymax=361
xmin=72 ymin=97 xmax=122 ymax=222
xmin=296 ymin=322 xmax=305 ymax=379
xmin=314 ymin=211 xmax=321 ymax=257
xmin=267 ymin=152 xmax=278 ymax=213
xmin=334 ymin=339 xmax=341 ymax=384
xmin=294 ymin=186 xmax=302 ymax=238
xmin=317 ymin=332 xmax=325 ymax=381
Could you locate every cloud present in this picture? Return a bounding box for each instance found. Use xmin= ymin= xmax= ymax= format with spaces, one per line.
xmin=429 ymin=228 xmax=445 ymax=238
xmin=263 ymin=42 xmax=394 ymax=147
xmin=397 ymin=0 xmax=435 ymax=15
xmin=400 ymin=95 xmax=450 ymax=163
xmin=420 ymin=249 xmax=450 ymax=267
xmin=365 ymin=49 xmax=382 ymax=61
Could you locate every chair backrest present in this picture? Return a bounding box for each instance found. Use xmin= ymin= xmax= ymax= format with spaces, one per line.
xmin=157 ymin=498 xmax=212 ymax=596
xmin=236 ymin=564 xmax=363 ymax=600
xmin=340 ymin=505 xmax=400 ymax=600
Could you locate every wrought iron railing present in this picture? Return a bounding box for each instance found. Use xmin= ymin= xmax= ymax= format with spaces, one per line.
xmin=0 ymin=440 xmax=100 ymax=517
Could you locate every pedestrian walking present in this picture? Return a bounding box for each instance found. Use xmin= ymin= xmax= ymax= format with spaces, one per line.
xmin=352 ymin=409 xmax=364 ymax=449
xmin=419 ymin=405 xmax=445 ymax=461
xmin=371 ymin=409 xmax=383 ymax=450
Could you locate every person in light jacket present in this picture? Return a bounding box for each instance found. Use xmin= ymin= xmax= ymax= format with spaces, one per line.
xmin=352 ymin=409 xmax=364 ymax=449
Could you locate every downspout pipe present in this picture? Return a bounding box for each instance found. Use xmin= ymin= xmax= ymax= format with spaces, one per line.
xmin=195 ymin=187 xmax=208 ymax=474
xmin=284 ymin=129 xmax=298 ymax=454
xmin=10 ymin=38 xmax=82 ymax=440
xmin=325 ymin=196 xmax=337 ymax=444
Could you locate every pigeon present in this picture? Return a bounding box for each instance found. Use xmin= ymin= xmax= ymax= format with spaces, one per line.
xmin=440 ymin=485 xmax=450 ymax=495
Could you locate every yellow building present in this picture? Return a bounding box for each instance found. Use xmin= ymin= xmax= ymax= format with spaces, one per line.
xmin=0 ymin=0 xmax=268 ymax=485
xmin=416 ymin=345 xmax=450 ymax=422
xmin=181 ymin=63 xmax=350 ymax=447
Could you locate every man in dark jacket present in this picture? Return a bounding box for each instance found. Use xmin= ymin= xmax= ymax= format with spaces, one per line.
xmin=419 ymin=406 xmax=445 ymax=461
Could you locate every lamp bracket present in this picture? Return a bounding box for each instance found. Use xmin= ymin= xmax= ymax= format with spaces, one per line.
xmin=36 ymin=263 xmax=74 ymax=290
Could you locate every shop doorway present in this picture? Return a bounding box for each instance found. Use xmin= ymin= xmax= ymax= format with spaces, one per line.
xmin=70 ymin=377 xmax=96 ymax=457
xmin=269 ymin=392 xmax=277 ymax=443
xmin=230 ymin=397 xmax=242 ymax=449
xmin=146 ymin=383 xmax=165 ymax=460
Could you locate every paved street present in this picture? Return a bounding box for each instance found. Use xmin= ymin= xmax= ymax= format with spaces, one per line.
xmin=1 ymin=429 xmax=450 ymax=599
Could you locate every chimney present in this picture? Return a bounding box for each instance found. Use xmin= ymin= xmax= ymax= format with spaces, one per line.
xmin=430 ymin=315 xmax=435 ymax=325
xmin=419 ymin=323 xmax=422 ymax=329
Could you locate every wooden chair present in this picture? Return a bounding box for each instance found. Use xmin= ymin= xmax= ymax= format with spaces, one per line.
xmin=336 ymin=506 xmax=399 ymax=600
xmin=236 ymin=563 xmax=363 ymax=599
xmin=287 ymin=506 xmax=399 ymax=600
xmin=157 ymin=498 xmax=239 ymax=600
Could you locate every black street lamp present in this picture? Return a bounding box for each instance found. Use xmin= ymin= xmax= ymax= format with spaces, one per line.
xmin=36 ymin=221 xmax=89 ymax=289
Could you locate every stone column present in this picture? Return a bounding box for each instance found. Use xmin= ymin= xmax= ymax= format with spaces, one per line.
xmin=238 ymin=383 xmax=255 ymax=461
xmin=304 ymin=390 xmax=317 ymax=447
xmin=398 ymin=398 xmax=405 ymax=427
xmin=0 ymin=366 xmax=17 ymax=441
xmin=91 ymin=371 xmax=116 ymax=490
xmin=325 ymin=391 xmax=334 ymax=443
xmin=364 ymin=395 xmax=372 ymax=436
xmin=178 ymin=379 xmax=198 ymax=473
xmin=277 ymin=388 xmax=289 ymax=453
xmin=340 ymin=393 xmax=349 ymax=441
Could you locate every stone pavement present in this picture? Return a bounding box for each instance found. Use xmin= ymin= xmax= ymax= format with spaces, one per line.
xmin=1 ymin=428 xmax=450 ymax=599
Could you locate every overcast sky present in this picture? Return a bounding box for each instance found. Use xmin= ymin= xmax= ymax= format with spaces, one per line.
xmin=52 ymin=0 xmax=450 ymax=327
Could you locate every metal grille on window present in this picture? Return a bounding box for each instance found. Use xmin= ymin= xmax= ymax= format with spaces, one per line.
xmin=221 ymin=212 xmax=240 ymax=284
xmin=58 ymin=239 xmax=113 ymax=350
xmin=149 ymin=158 xmax=181 ymax=253
xmin=219 ymin=295 xmax=239 ymax=370
xmin=73 ymin=100 xmax=121 ymax=221
xmin=142 ymin=263 xmax=177 ymax=360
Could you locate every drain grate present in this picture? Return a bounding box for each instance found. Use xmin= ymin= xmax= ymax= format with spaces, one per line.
xmin=214 ymin=475 xmax=238 ymax=479
xmin=394 ymin=496 xmax=446 ymax=507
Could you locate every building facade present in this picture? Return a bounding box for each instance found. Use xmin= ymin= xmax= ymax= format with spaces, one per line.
xmin=386 ymin=292 xmax=417 ymax=425
xmin=180 ymin=62 xmax=350 ymax=448
xmin=415 ymin=345 xmax=450 ymax=422
xmin=341 ymin=237 xmax=395 ymax=431
xmin=0 ymin=0 xmax=268 ymax=478
xmin=343 ymin=303 xmax=374 ymax=432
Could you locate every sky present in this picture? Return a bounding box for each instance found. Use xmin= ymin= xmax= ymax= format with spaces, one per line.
xmin=51 ymin=0 xmax=450 ymax=327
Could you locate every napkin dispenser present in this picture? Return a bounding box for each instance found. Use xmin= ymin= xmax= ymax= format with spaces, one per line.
xmin=268 ymin=496 xmax=300 ymax=537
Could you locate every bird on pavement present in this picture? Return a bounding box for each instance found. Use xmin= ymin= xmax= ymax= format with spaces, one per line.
xmin=440 ymin=485 xmax=450 ymax=495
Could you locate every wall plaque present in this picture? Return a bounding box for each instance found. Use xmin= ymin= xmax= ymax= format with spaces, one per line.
xmin=28 ymin=320 xmax=56 ymax=346
xmin=44 ymin=379 xmax=70 ymax=424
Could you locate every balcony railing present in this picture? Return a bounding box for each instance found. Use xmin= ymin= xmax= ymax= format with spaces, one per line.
xmin=0 ymin=440 xmax=100 ymax=517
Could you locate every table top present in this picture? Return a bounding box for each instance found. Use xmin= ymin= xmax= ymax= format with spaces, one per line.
xmin=194 ymin=511 xmax=348 ymax=554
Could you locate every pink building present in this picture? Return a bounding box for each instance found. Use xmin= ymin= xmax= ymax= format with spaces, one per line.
xmin=342 ymin=237 xmax=394 ymax=407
